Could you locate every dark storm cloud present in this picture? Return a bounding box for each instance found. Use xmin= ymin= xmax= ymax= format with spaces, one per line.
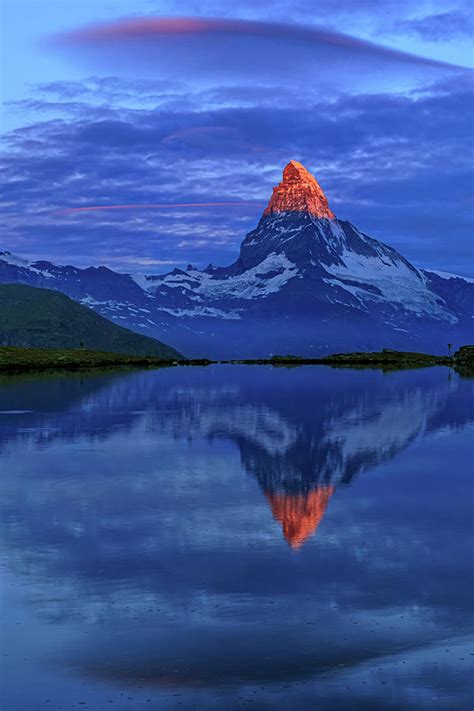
xmin=1 ymin=75 xmax=473 ymax=274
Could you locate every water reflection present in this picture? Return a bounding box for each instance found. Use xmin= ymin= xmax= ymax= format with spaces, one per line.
xmin=1 ymin=366 xmax=468 ymax=550
xmin=0 ymin=365 xmax=473 ymax=710
xmin=266 ymin=487 xmax=334 ymax=548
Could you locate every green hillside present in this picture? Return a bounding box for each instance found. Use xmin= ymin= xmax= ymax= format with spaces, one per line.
xmin=0 ymin=284 xmax=182 ymax=358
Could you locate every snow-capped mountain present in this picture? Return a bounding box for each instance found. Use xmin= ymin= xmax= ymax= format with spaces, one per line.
xmin=1 ymin=161 xmax=473 ymax=357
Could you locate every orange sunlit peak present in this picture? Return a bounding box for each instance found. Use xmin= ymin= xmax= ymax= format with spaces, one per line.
xmin=263 ymin=161 xmax=335 ymax=219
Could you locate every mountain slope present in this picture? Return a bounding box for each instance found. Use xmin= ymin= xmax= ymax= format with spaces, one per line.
xmin=1 ymin=161 xmax=473 ymax=357
xmin=0 ymin=284 xmax=182 ymax=358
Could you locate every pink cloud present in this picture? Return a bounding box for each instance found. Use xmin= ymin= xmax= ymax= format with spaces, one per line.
xmin=56 ymin=201 xmax=264 ymax=216
xmin=161 ymin=126 xmax=236 ymax=144
xmin=51 ymin=16 xmax=465 ymax=70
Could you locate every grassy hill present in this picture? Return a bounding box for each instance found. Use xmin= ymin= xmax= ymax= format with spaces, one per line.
xmin=0 ymin=284 xmax=182 ymax=358
xmin=0 ymin=347 xmax=214 ymax=373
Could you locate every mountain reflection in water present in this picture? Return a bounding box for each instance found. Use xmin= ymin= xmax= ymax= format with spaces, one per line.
xmin=0 ymin=364 xmax=473 ymax=711
xmin=1 ymin=365 xmax=469 ymax=549
xmin=266 ymin=487 xmax=334 ymax=548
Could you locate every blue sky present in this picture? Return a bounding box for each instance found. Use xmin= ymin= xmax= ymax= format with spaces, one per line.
xmin=1 ymin=0 xmax=473 ymax=275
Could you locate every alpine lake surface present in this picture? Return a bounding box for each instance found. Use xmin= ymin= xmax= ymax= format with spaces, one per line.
xmin=0 ymin=363 xmax=473 ymax=711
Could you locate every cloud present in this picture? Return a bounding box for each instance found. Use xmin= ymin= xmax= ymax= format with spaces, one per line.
xmin=47 ymin=16 xmax=466 ymax=95
xmin=51 ymin=15 xmax=459 ymax=69
xmin=162 ymin=125 xmax=236 ymax=144
xmin=1 ymin=75 xmax=473 ymax=275
xmin=58 ymin=201 xmax=264 ymax=215
xmin=393 ymin=11 xmax=474 ymax=41
xmin=120 ymin=0 xmax=472 ymax=32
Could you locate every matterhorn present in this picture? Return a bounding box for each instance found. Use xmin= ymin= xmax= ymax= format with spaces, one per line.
xmin=1 ymin=161 xmax=473 ymax=357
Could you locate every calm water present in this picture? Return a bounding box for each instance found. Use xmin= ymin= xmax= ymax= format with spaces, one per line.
xmin=0 ymin=365 xmax=473 ymax=711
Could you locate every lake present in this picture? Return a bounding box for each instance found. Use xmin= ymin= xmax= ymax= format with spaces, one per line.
xmin=0 ymin=364 xmax=473 ymax=710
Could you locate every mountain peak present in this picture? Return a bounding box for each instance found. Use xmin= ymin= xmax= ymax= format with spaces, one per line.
xmin=263 ymin=160 xmax=335 ymax=219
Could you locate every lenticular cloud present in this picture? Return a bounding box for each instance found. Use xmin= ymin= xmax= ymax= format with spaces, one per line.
xmin=49 ymin=16 xmax=464 ymax=93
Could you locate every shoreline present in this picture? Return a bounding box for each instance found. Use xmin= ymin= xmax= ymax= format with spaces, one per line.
xmin=0 ymin=346 xmax=472 ymax=376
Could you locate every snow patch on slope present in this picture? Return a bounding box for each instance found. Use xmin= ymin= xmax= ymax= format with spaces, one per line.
xmin=0 ymin=251 xmax=31 ymax=268
xmin=0 ymin=251 xmax=58 ymax=279
xmin=324 ymin=248 xmax=456 ymax=322
xmin=147 ymin=253 xmax=299 ymax=312
xmin=158 ymin=306 xmax=242 ymax=320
